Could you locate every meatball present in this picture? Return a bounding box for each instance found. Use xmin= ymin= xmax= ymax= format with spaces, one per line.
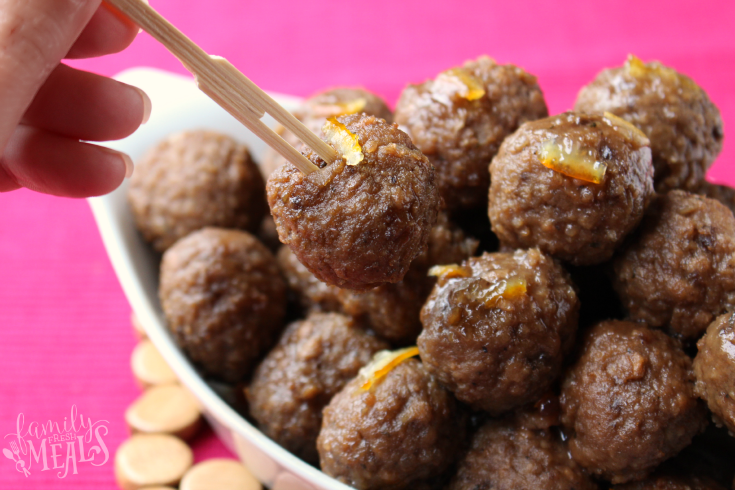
xmin=613 ymin=190 xmax=735 ymax=340
xmin=693 ymin=312 xmax=735 ymax=433
xmin=613 ymin=472 xmax=726 ymax=490
xmin=448 ymin=419 xmax=598 ymax=490
xmin=338 ymin=211 xmax=478 ymax=344
xmin=262 ymin=87 xmax=393 ymax=178
xmin=575 ymin=55 xmax=724 ymax=193
xmin=267 ymin=113 xmax=439 ymax=290
xmin=418 ymin=248 xmax=579 ymax=415
xmin=489 ymin=111 xmax=654 ymax=265
xmin=395 ymin=55 xmax=548 ymax=212
xmin=560 ymin=320 xmax=707 ymax=484
xmin=246 ymin=312 xmax=387 ymax=464
xmin=159 ymin=228 xmax=286 ymax=382
xmin=317 ymin=358 xmax=464 ymax=490
xmin=128 ymin=130 xmax=266 ymax=252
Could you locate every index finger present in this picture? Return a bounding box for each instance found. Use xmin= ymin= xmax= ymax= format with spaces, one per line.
xmin=66 ymin=1 xmax=140 ymax=59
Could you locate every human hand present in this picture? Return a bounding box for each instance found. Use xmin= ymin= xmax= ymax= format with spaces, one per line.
xmin=0 ymin=0 xmax=149 ymax=197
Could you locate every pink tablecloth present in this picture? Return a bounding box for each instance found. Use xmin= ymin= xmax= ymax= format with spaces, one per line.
xmin=1 ymin=0 xmax=734 ymax=488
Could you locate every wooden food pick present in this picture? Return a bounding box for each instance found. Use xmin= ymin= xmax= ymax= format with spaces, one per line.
xmin=104 ymin=0 xmax=338 ymax=176
xmin=125 ymin=384 xmax=202 ymax=440
xmin=130 ymin=312 xmax=146 ymax=340
xmin=115 ymin=434 xmax=193 ymax=490
xmin=180 ymin=459 xmax=262 ymax=490
xmin=131 ymin=339 xmax=178 ymax=388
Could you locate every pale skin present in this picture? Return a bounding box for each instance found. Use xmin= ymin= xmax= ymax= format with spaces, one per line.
xmin=0 ymin=0 xmax=150 ymax=197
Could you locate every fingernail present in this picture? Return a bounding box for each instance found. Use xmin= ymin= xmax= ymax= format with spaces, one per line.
xmin=135 ymin=87 xmax=152 ymax=125
xmin=121 ymin=153 xmax=134 ymax=178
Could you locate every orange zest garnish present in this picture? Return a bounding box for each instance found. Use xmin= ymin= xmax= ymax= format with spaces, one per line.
xmin=436 ymin=68 xmax=486 ymax=101
xmin=428 ymin=264 xmax=472 ymax=280
xmin=359 ymin=347 xmax=420 ymax=391
xmin=539 ymin=138 xmax=607 ymax=184
xmin=322 ymin=117 xmax=364 ymax=166
xmin=603 ymin=112 xmax=650 ymax=147
xmin=625 ymin=54 xmax=648 ymax=78
xmin=474 ymin=276 xmax=527 ymax=308
xmin=624 ymin=54 xmax=697 ymax=91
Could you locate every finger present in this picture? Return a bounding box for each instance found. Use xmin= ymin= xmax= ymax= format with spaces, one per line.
xmin=22 ymin=64 xmax=151 ymax=142
xmin=0 ymin=125 xmax=133 ymax=198
xmin=0 ymin=162 xmax=20 ymax=193
xmin=66 ymin=2 xmax=139 ymax=59
xmin=0 ymin=0 xmax=101 ymax=154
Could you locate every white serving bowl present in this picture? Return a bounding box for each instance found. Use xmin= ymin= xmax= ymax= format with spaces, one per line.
xmin=89 ymin=67 xmax=354 ymax=490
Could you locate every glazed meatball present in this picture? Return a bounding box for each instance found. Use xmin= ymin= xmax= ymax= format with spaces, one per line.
xmin=418 ymin=248 xmax=579 ymax=415
xmin=560 ymin=320 xmax=707 ymax=484
xmin=267 ymin=113 xmax=439 ymax=290
xmin=489 ymin=111 xmax=654 ymax=265
xmin=261 ymin=87 xmax=393 ymax=178
xmin=613 ymin=191 xmax=735 ymax=340
xmin=693 ymin=312 xmax=735 ymax=433
xmin=448 ymin=419 xmax=598 ymax=490
xmin=246 ymin=312 xmax=387 ymax=464
xmin=129 ymin=130 xmax=266 ymax=252
xmin=575 ymin=55 xmax=724 ymax=193
xmin=159 ymin=228 xmax=286 ymax=382
xmin=395 ymin=55 xmax=548 ymax=212
xmin=613 ymin=472 xmax=726 ymax=490
xmin=317 ymin=358 xmax=465 ymax=490
xmin=338 ymin=211 xmax=478 ymax=344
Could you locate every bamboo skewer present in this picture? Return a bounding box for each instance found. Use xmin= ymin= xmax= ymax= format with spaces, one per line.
xmin=105 ymin=0 xmax=339 ymax=175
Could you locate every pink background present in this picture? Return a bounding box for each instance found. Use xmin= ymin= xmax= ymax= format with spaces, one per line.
xmin=1 ymin=0 xmax=734 ymax=487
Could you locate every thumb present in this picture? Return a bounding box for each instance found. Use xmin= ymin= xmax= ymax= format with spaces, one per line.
xmin=0 ymin=0 xmax=101 ymax=155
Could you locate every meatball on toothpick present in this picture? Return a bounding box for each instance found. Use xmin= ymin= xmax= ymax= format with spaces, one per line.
xmin=267 ymin=113 xmax=440 ymax=290
xmin=261 ymin=87 xmax=393 ymax=179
